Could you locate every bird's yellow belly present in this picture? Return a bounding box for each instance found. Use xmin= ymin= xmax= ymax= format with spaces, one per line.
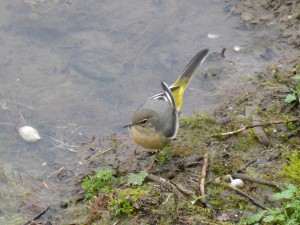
xmin=129 ymin=126 xmax=170 ymax=149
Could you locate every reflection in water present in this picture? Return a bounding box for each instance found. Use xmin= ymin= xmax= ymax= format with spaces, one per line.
xmin=0 ymin=0 xmax=280 ymax=222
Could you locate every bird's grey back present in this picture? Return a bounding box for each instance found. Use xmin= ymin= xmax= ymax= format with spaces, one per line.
xmin=133 ymin=98 xmax=175 ymax=138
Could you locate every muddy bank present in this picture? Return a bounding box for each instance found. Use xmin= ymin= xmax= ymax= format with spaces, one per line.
xmin=12 ymin=0 xmax=300 ymax=224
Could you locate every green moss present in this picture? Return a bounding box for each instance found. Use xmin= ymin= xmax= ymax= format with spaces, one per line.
xmin=109 ymin=187 xmax=151 ymax=217
xmin=82 ymin=168 xmax=120 ymax=199
xmin=180 ymin=113 xmax=218 ymax=130
xmin=177 ymin=200 xmax=217 ymax=221
xmin=233 ymin=133 xmax=260 ymax=152
xmin=287 ymin=122 xmax=300 ymax=131
xmin=173 ymin=112 xmax=224 ymax=156
xmin=157 ymin=146 xmax=172 ymax=165
xmin=283 ymin=151 xmax=300 ymax=184
xmin=211 ymin=162 xmax=231 ymax=177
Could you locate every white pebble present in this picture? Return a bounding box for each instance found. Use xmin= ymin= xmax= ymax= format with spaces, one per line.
xmin=18 ymin=126 xmax=41 ymax=143
xmin=207 ymin=33 xmax=220 ymax=39
xmin=234 ymin=46 xmax=241 ymax=52
xmin=231 ymin=179 xmax=244 ymax=188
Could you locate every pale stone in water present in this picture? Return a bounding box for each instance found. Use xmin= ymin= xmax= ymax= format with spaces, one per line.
xmin=207 ymin=33 xmax=220 ymax=39
xmin=18 ymin=126 xmax=41 ymax=143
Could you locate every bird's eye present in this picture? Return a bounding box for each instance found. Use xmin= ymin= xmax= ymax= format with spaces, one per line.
xmin=139 ymin=119 xmax=148 ymax=125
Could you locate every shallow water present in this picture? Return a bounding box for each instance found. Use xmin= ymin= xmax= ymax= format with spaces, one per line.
xmin=0 ymin=0 xmax=282 ymax=223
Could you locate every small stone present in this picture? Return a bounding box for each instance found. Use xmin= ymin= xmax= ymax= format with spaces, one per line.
xmin=231 ymin=179 xmax=245 ymax=188
xmin=217 ymin=213 xmax=230 ymax=222
xmin=241 ymin=12 xmax=255 ymax=22
xmin=207 ymin=33 xmax=220 ymax=39
xmin=295 ymin=12 xmax=300 ymax=20
xmin=259 ymin=14 xmax=274 ymax=22
xmin=18 ymin=126 xmax=41 ymax=143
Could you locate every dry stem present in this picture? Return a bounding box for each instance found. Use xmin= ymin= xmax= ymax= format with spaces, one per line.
xmin=226 ymin=183 xmax=266 ymax=209
xmin=214 ymin=118 xmax=299 ymax=137
xmin=232 ymin=173 xmax=281 ymax=189
xmin=200 ymin=153 xmax=209 ymax=197
xmin=147 ymin=174 xmax=187 ymax=198
xmin=89 ymin=147 xmax=115 ymax=160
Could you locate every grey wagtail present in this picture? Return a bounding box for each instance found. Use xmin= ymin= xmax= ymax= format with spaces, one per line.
xmin=124 ymin=49 xmax=209 ymax=149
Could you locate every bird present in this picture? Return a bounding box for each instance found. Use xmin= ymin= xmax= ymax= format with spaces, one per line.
xmin=124 ymin=48 xmax=209 ymax=150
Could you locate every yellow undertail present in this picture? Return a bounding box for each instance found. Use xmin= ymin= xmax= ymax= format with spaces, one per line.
xmin=170 ymin=49 xmax=209 ymax=111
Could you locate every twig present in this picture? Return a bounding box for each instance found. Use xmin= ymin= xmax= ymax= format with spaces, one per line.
xmin=147 ymin=174 xmax=182 ymax=213
xmin=24 ymin=206 xmax=49 ymax=225
xmin=42 ymin=181 xmax=48 ymax=188
xmin=147 ymin=150 xmax=160 ymax=172
xmin=89 ymin=147 xmax=114 ymax=160
xmin=216 ymin=126 xmax=247 ymax=136
xmin=81 ymin=135 xmax=96 ymax=147
xmin=236 ymin=159 xmax=257 ymax=172
xmin=215 ymin=175 xmax=267 ymax=209
xmin=213 ymin=118 xmax=299 ymax=137
xmin=46 ymin=135 xmax=78 ymax=152
xmin=173 ymin=183 xmax=193 ymax=197
xmin=267 ymin=152 xmax=282 ymax=162
xmin=47 ymin=136 xmax=78 ymax=148
xmin=112 ymin=220 xmax=120 ymax=225
xmin=146 ymin=174 xmax=187 ymax=198
xmin=19 ymin=110 xmax=26 ymax=125
xmin=48 ymin=145 xmax=78 ymax=152
xmin=200 ymin=153 xmax=209 ymax=197
xmin=245 ymin=105 xmax=270 ymax=145
xmin=7 ymin=99 xmax=34 ymax=110
xmin=69 ymin=126 xmax=84 ymax=137
xmin=47 ymin=167 xmax=64 ymax=178
xmin=232 ymin=173 xmax=282 ymax=189
xmin=226 ymin=183 xmax=266 ymax=209
xmin=237 ymin=145 xmax=279 ymax=172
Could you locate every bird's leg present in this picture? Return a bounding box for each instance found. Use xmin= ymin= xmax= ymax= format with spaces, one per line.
xmin=147 ymin=149 xmax=160 ymax=172
xmin=128 ymin=145 xmax=138 ymax=166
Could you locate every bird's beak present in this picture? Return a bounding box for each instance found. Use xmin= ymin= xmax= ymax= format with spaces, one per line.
xmin=123 ymin=122 xmax=132 ymax=128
